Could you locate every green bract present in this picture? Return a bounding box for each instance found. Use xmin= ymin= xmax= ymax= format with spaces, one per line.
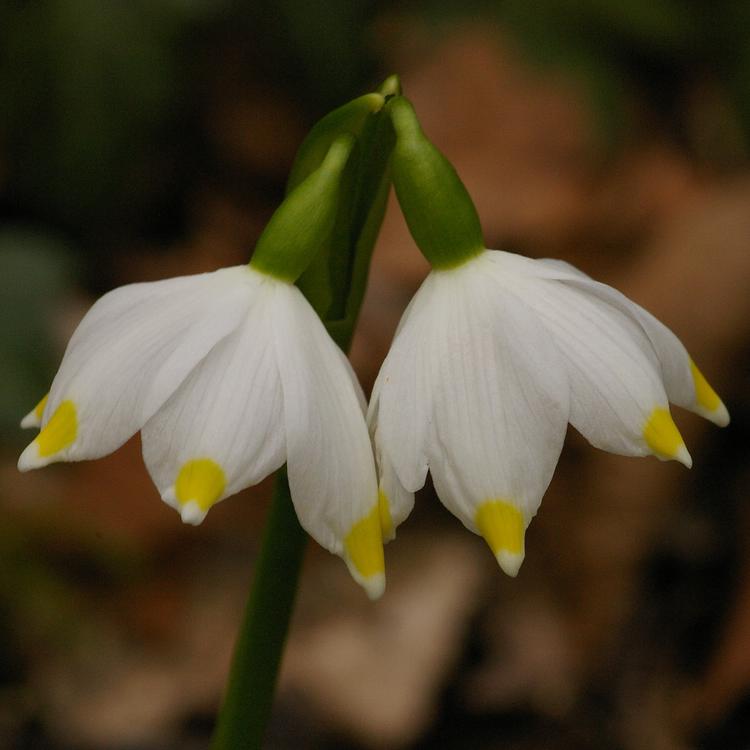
xmin=295 ymin=76 xmax=400 ymax=338
xmin=249 ymin=135 xmax=354 ymax=283
xmin=388 ymin=96 xmax=485 ymax=269
xmin=287 ymin=93 xmax=385 ymax=193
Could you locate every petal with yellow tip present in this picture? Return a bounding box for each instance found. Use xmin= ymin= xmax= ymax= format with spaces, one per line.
xmin=643 ymin=407 xmax=692 ymax=467
xmin=377 ymin=489 xmax=395 ymax=542
xmin=476 ymin=500 xmax=526 ymax=577
xmin=24 ymin=267 xmax=256 ymax=468
xmin=690 ymin=360 xmax=730 ymax=427
xmin=423 ymin=256 xmax=569 ymax=522
xmin=367 ymin=421 xmax=415 ymax=543
xmin=532 ymin=259 xmax=731 ymax=431
xmin=142 ymin=285 xmax=286 ymax=523
xmin=344 ymin=504 xmax=385 ymax=600
xmin=18 ymin=400 xmax=78 ymax=471
xmin=162 ymin=458 xmax=227 ymax=525
xmin=490 ymin=252 xmax=671 ymax=458
xmin=273 ymin=284 xmax=382 ymax=597
xmin=371 ymin=252 xmax=569 ymax=574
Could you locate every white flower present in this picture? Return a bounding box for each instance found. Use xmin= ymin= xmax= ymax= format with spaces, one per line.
xmin=368 ymin=249 xmax=729 ymax=577
xmin=19 ymin=265 xmax=385 ymax=598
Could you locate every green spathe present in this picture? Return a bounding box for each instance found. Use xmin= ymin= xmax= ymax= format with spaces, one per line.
xmin=287 ymin=93 xmax=384 ymax=193
xmin=250 ymin=135 xmax=354 ymax=282
xmin=295 ymin=75 xmax=400 ymax=325
xmin=389 ymin=96 xmax=485 ymax=269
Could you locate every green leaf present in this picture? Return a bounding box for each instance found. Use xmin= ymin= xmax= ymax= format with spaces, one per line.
xmin=0 ymin=0 xmax=196 ymax=232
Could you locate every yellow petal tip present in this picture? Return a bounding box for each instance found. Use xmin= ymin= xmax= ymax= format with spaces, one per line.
xmin=174 ymin=458 xmax=226 ymax=518
xmin=18 ymin=400 xmax=77 ymax=469
xmin=476 ymin=500 xmax=526 ymax=577
xmin=344 ymin=503 xmax=385 ymax=596
xmin=378 ymin=488 xmax=395 ymax=542
xmin=643 ymin=407 xmax=692 ymax=467
xmin=690 ymin=360 xmax=729 ymax=427
xmin=690 ymin=359 xmax=729 ymax=427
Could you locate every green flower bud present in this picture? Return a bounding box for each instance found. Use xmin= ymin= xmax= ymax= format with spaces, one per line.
xmin=287 ymin=93 xmax=384 ymax=193
xmin=388 ymin=97 xmax=484 ymax=269
xmin=250 ymin=135 xmax=354 ymax=282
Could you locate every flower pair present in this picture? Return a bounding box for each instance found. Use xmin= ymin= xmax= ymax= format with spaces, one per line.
xmin=19 ymin=95 xmax=729 ymax=598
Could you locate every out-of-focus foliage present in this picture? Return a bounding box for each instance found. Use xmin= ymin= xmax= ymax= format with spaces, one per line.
xmin=0 ymin=229 xmax=73 ymax=442
xmin=239 ymin=0 xmax=379 ymax=109
xmin=0 ymin=1 xmax=217 ymax=242
xmin=418 ymin=0 xmax=750 ymax=159
xmin=0 ymin=0 xmax=380 ymax=279
xmin=4 ymin=0 xmax=746 ymax=287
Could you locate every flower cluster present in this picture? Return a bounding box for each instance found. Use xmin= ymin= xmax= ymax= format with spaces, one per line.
xmin=19 ymin=93 xmax=729 ymax=598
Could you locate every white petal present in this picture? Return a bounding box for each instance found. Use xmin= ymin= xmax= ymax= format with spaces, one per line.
xmin=20 ymin=394 xmax=48 ymax=429
xmin=370 ymin=416 xmax=415 ymax=542
xmin=274 ymin=285 xmax=384 ymax=598
xmin=18 ymin=267 xmax=256 ymax=471
xmin=141 ymin=278 xmax=286 ymax=521
xmin=368 ymin=272 xmax=441 ymax=494
xmin=544 ymin=265 xmax=729 ymax=428
xmin=372 ymin=253 xmax=570 ymax=576
xmin=20 ymin=411 xmax=40 ymax=429
xmin=485 ymin=252 xmax=690 ymax=464
xmin=426 ymin=257 xmax=570 ymax=574
xmin=334 ymin=345 xmax=368 ymax=415
xmin=521 ymin=256 xmax=728 ymax=427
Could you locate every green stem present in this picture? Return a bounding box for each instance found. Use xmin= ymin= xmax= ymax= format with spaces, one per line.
xmin=211 ymin=470 xmax=307 ymax=750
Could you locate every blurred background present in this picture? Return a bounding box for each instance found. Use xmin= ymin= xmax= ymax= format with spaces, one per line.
xmin=2 ymin=1 xmax=750 ymax=748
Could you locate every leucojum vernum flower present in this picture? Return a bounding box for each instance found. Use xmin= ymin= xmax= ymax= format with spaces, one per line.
xmin=18 ymin=132 xmax=388 ymax=599
xmin=368 ymin=97 xmax=729 ymax=577
xmin=19 ymin=89 xmax=729 ymax=600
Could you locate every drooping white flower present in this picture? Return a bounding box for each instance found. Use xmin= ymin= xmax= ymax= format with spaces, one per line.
xmin=368 ymin=249 xmax=729 ymax=577
xmin=374 ymin=96 xmax=730 ymax=578
xmin=19 ymin=265 xmax=386 ymax=598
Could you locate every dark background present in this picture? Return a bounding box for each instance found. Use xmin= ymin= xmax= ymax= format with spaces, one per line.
xmin=1 ymin=1 xmax=749 ymax=748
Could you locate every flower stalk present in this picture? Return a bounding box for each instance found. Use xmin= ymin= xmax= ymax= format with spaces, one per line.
xmin=210 ymin=470 xmax=306 ymax=750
